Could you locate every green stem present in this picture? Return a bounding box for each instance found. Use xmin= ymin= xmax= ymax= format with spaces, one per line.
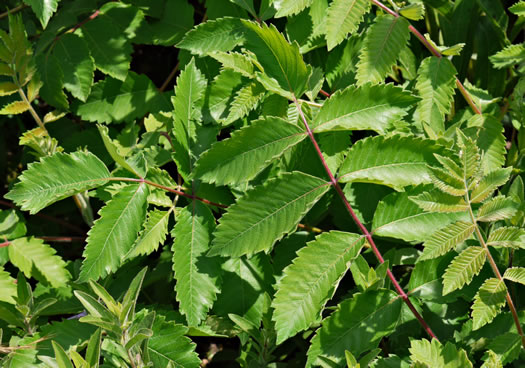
xmin=464 ymin=188 xmax=525 ymax=348
xmin=17 ymin=87 xmax=47 ymax=134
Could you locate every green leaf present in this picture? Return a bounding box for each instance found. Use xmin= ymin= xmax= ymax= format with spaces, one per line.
xmin=476 ymin=196 xmax=518 ymax=222
xmin=146 ymin=316 xmax=200 ymax=367
xmin=409 ymin=339 xmax=473 ymax=367
xmin=356 ymin=15 xmax=410 ymax=85
xmin=338 ymin=135 xmax=447 ymax=189
xmin=0 ymin=266 xmax=17 ymax=304
xmin=120 ymin=267 xmax=148 ymax=324
xmin=78 ymin=183 xmax=149 ymax=282
xmin=0 ymin=82 xmax=18 ymax=96
xmin=488 ymin=332 xmax=522 ymax=365
xmin=272 ymin=0 xmax=313 ymax=17
xmin=172 ymin=202 xmax=221 ymax=327
xmin=5 ymin=151 xmax=110 ymax=214
xmin=456 ymin=130 xmax=481 ymax=180
xmin=127 ymin=209 xmax=171 ymax=259
xmin=414 ymin=56 xmax=457 ymax=133
xmin=410 ymin=190 xmax=469 ymax=213
xmin=428 ymin=165 xmax=466 ymax=196
xmin=472 ymin=278 xmax=507 ymax=330
xmin=325 ymin=0 xmax=371 ymax=50
xmin=399 ymin=3 xmax=425 ymax=20
xmin=225 ymin=80 xmax=266 ymax=123
xmin=442 ymin=246 xmax=486 ymax=295
xmin=52 ymin=33 xmax=94 ymax=102
xmin=52 ymin=341 xmax=74 ymax=368
xmin=481 ymin=350 xmax=503 ymax=368
xmin=85 ymin=328 xmax=102 ymax=367
xmin=419 ymin=221 xmax=476 ymax=261
xmin=97 ymin=124 xmax=147 ymax=177
xmin=177 ymin=17 xmax=245 ymax=55
xmin=486 ymin=227 xmax=525 ymax=248
xmin=373 ymin=186 xmax=468 ymax=242
xmin=242 ymin=20 xmax=311 ymax=97
xmin=474 ymin=116 xmax=507 ymax=174
xmin=208 ymin=172 xmax=330 ymax=257
xmin=74 ymin=72 xmax=170 ymax=124
xmin=510 ymin=1 xmax=525 ymax=16
xmin=470 ymin=168 xmax=512 ymax=203
xmin=194 ymin=117 xmax=306 ymax=186
xmin=204 ymin=68 xmax=243 ymax=124
xmin=306 ymin=290 xmax=402 ymax=367
xmin=311 ymin=83 xmax=417 ymax=134
xmin=272 ymin=231 xmax=364 ymax=344
xmin=209 ymin=51 xmax=256 ymax=78
xmin=36 ymin=54 xmax=68 ymax=110
xmin=23 ymin=0 xmax=59 ymax=28
xmin=489 ymin=44 xmax=525 ymax=69
xmin=9 ymin=237 xmax=71 ymax=288
xmin=503 ymin=267 xmax=525 ymax=285
xmin=0 ymin=100 xmax=29 ymax=115
xmin=77 ymin=16 xmax=132 ymax=80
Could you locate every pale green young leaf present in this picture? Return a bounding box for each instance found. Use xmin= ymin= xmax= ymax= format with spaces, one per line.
xmin=306 ymin=290 xmax=402 ymax=367
xmin=120 ymin=267 xmax=148 ymax=324
xmin=325 ymin=0 xmax=371 ymax=50
xmin=434 ymin=154 xmax=464 ymax=181
xmin=510 ymin=1 xmax=525 ymax=16
xmin=0 ymin=82 xmax=18 ymax=96
xmin=9 ymin=237 xmax=71 ymax=288
xmin=489 ymin=44 xmax=525 ymax=69
xmin=399 ymin=3 xmax=425 ymax=20
xmin=126 ymin=209 xmax=171 ymax=259
xmin=225 ymin=80 xmax=266 ymax=124
xmin=209 ymin=51 xmax=255 ymax=78
xmin=472 ymin=278 xmax=507 ymax=330
xmin=442 ymin=246 xmax=486 ymax=295
xmin=312 ymin=83 xmax=417 ymax=133
xmin=414 ymin=56 xmax=457 ymax=133
xmin=36 ymin=54 xmax=68 ymax=110
xmin=0 ymin=100 xmax=29 ymax=115
xmin=242 ymin=20 xmax=311 ymax=97
xmin=53 ymin=33 xmax=94 ymax=102
xmin=410 ymin=190 xmax=469 ymax=213
xmin=74 ymin=72 xmax=169 ymax=124
xmin=173 ymin=202 xmax=221 ymax=327
xmin=409 ymin=339 xmax=473 ymax=367
xmin=177 ymin=17 xmax=245 ymax=55
xmin=476 ymin=196 xmax=518 ymax=222
xmin=419 ymin=221 xmax=475 ymax=261
xmin=487 ymin=227 xmax=525 ymax=248
xmin=356 ymin=15 xmax=410 ymax=85
xmin=470 ymin=168 xmax=512 ymax=203
xmin=52 ymin=341 xmax=74 ymax=368
xmin=78 ymin=183 xmax=149 ymax=282
xmin=456 ymin=130 xmax=481 ymax=180
xmin=146 ymin=316 xmax=200 ymax=367
xmin=23 ymin=0 xmax=59 ymax=28
xmin=272 ymin=231 xmax=364 ymax=344
xmin=76 ymin=17 xmax=132 ymax=80
xmin=428 ymin=166 xmax=466 ymax=196
xmin=373 ymin=186 xmax=468 ymax=242
xmin=503 ymin=267 xmax=525 ymax=286
xmin=338 ymin=135 xmax=447 ymax=189
xmin=5 ymin=151 xmax=110 ymax=214
xmin=0 ymin=266 xmax=17 ymax=304
xmin=481 ymin=350 xmax=503 ymax=368
xmin=194 ymin=117 xmax=306 ymax=186
xmin=208 ymin=172 xmax=330 ymax=257
xmin=272 ymin=0 xmax=313 ymax=17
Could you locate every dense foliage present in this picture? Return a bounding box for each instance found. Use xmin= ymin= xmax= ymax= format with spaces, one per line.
xmin=0 ymin=0 xmax=525 ymax=366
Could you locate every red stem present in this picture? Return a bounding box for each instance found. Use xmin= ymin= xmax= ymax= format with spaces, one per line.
xmin=371 ymin=0 xmax=482 ymax=115
xmin=294 ymin=98 xmax=439 ymax=341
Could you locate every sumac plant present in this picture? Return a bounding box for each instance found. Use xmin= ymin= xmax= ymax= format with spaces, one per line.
xmin=0 ymin=0 xmax=524 ymax=366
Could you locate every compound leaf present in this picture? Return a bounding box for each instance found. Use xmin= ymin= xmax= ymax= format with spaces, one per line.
xmin=272 ymin=231 xmax=364 ymax=344
xmin=23 ymin=0 xmax=59 ymax=28
xmin=36 ymin=54 xmax=68 ymax=110
xmin=476 ymin=196 xmax=518 ymax=222
xmin=9 ymin=237 xmax=71 ymax=288
xmin=487 ymin=227 xmax=525 ymax=248
xmin=409 ymin=339 xmax=473 ymax=367
xmin=208 ymin=172 xmax=330 ymax=257
xmin=442 ymin=246 xmax=486 ymax=295
xmin=306 ymin=290 xmax=402 ymax=367
xmin=5 ymin=151 xmax=110 ymax=214
xmin=410 ymin=190 xmax=469 ymax=213
xmin=312 ymin=83 xmax=417 ymax=134
xmin=470 ymin=168 xmax=512 ymax=203
xmin=273 ymin=0 xmax=313 ymax=18
xmin=419 ymin=221 xmax=476 ymax=261
xmin=172 ymin=202 xmax=221 ymax=327
xmin=127 ymin=209 xmax=171 ymax=259
xmin=325 ymin=0 xmax=371 ymax=51
xmin=472 ymin=278 xmax=507 ymax=330
xmin=194 ymin=117 xmax=306 ymax=186
xmin=0 ymin=266 xmax=18 ymax=304
xmin=503 ymin=267 xmax=525 ymax=286
xmin=78 ymin=183 xmax=149 ymax=282
xmin=490 ymin=44 xmax=525 ymax=69
xmin=338 ymin=135 xmax=446 ymax=189
xmin=356 ymin=15 xmax=410 ymax=85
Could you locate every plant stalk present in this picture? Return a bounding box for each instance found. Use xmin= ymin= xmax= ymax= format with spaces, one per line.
xmin=17 ymin=87 xmax=47 ymax=134
xmin=293 ymin=98 xmax=439 ymax=341
xmin=464 ymin=191 xmax=525 ymax=348
xmin=370 ymin=0 xmax=482 ymax=115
